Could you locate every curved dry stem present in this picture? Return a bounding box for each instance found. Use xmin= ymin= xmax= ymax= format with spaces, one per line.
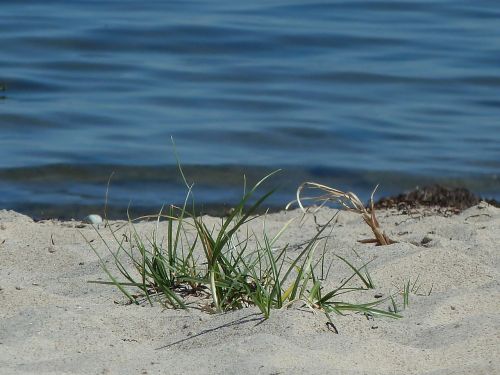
xmin=290 ymin=182 xmax=395 ymax=246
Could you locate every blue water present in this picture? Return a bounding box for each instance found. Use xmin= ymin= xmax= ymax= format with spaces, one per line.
xmin=1 ymin=1 xmax=499 ymax=218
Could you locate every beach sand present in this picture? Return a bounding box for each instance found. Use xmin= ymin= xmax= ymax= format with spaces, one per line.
xmin=0 ymin=203 xmax=499 ymax=375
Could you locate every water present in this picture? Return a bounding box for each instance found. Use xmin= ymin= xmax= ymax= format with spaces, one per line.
xmin=1 ymin=1 xmax=499 ymax=218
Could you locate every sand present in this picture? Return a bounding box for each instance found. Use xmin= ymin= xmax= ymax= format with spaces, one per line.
xmin=0 ymin=203 xmax=499 ymax=375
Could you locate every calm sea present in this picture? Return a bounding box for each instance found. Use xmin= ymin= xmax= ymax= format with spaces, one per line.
xmin=1 ymin=1 xmax=499 ymax=218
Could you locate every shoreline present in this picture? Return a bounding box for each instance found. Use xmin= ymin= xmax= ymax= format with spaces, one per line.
xmin=1 ymin=203 xmax=499 ymax=374
xmin=3 ymin=184 xmax=500 ymax=222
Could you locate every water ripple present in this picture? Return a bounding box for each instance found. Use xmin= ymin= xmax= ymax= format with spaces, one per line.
xmin=0 ymin=0 xmax=499 ymax=215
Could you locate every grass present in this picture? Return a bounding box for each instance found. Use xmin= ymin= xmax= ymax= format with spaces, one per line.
xmin=286 ymin=182 xmax=396 ymax=245
xmin=85 ymin=164 xmax=402 ymax=324
xmin=389 ymin=276 xmax=433 ymax=313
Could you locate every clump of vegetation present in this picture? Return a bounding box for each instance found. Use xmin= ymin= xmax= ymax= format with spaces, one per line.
xmin=287 ymin=182 xmax=396 ymax=246
xmin=85 ymin=165 xmax=401 ymax=325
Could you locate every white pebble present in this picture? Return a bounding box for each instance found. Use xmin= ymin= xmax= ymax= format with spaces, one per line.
xmin=83 ymin=214 xmax=103 ymax=225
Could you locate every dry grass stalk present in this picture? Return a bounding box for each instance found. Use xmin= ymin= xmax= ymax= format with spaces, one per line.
xmin=288 ymin=182 xmax=396 ymax=246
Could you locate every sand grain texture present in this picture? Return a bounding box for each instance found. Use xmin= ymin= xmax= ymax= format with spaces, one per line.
xmin=0 ymin=204 xmax=499 ymax=375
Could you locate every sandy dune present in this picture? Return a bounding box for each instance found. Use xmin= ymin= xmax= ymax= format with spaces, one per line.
xmin=1 ymin=203 xmax=499 ymax=375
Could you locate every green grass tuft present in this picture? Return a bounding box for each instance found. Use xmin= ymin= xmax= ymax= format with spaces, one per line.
xmin=85 ymin=162 xmax=401 ymax=324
